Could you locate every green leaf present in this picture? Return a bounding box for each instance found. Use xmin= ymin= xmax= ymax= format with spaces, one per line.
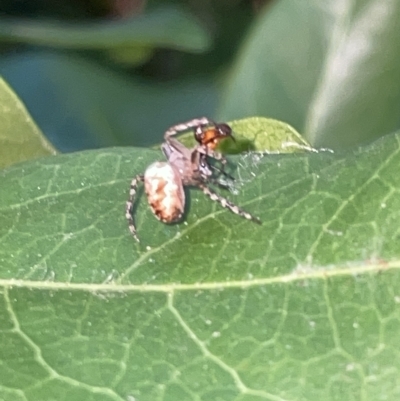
xmin=219 ymin=0 xmax=400 ymax=149
xmin=0 ymin=77 xmax=56 ymax=169
xmin=0 ymin=7 xmax=210 ymax=53
xmin=174 ymin=117 xmax=311 ymax=154
xmin=227 ymin=117 xmax=311 ymax=153
xmin=1 ymin=118 xmax=400 ymax=400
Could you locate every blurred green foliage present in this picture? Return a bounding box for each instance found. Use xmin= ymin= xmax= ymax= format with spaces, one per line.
xmin=219 ymin=0 xmax=400 ymax=150
xmin=0 ymin=0 xmax=399 ymax=156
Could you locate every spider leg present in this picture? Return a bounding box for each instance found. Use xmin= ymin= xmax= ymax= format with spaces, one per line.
xmin=198 ymin=183 xmax=261 ymax=225
xmin=203 ymin=158 xmax=235 ymax=187
xmin=162 ymin=138 xmax=192 ymax=162
xmin=197 ymin=146 xmax=234 ymax=183
xmin=126 ymin=174 xmax=144 ymax=242
xmin=164 ymin=117 xmax=214 ymax=140
xmin=202 ymin=162 xmax=239 ymax=193
xmin=196 ymin=144 xmax=225 ymax=162
xmin=197 ymin=150 xmax=235 ymax=184
xmin=209 ymin=163 xmax=234 ymax=181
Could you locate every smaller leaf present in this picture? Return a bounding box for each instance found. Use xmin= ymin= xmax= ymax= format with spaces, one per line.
xmin=227 ymin=117 xmax=312 ymax=153
xmin=0 ymin=77 xmax=56 ymax=169
xmin=174 ymin=117 xmax=311 ymax=154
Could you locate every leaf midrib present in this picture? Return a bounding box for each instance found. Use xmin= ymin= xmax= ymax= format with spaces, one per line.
xmin=0 ymin=260 xmax=396 ymax=292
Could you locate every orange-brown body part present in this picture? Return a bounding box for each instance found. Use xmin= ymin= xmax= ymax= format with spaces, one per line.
xmin=200 ymin=128 xmax=223 ymax=150
xmin=196 ymin=123 xmax=234 ymax=150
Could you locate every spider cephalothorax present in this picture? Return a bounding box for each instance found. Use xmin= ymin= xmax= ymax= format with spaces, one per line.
xmin=126 ymin=117 xmax=261 ymax=242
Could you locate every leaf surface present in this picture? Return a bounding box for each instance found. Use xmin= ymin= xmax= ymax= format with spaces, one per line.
xmin=0 ymin=77 xmax=56 ymax=168
xmin=1 ymin=119 xmax=400 ymax=400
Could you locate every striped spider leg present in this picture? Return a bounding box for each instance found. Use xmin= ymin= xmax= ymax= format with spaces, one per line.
xmin=198 ymin=183 xmax=261 ymax=225
xmin=125 ymin=174 xmax=144 ymax=242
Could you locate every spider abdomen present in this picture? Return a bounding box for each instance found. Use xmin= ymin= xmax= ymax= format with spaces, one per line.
xmin=144 ymin=161 xmax=185 ymax=223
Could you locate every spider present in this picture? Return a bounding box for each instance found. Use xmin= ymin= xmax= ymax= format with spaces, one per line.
xmin=125 ymin=117 xmax=261 ymax=242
